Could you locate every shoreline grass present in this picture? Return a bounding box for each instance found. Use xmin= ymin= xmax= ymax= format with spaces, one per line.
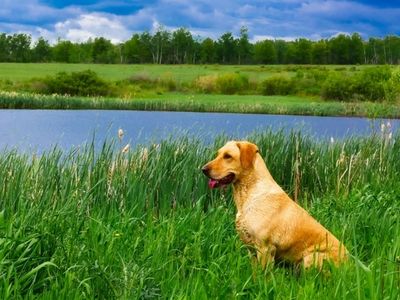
xmin=1 ymin=91 xmax=400 ymax=119
xmin=0 ymin=131 xmax=399 ymax=298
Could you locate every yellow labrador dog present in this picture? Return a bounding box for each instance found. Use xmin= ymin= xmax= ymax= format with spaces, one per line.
xmin=202 ymin=141 xmax=347 ymax=269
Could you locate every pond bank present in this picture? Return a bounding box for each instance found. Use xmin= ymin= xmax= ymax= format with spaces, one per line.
xmin=1 ymin=91 xmax=400 ymax=119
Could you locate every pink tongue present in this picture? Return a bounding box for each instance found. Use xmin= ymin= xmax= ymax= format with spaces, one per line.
xmin=208 ymin=179 xmax=218 ymax=189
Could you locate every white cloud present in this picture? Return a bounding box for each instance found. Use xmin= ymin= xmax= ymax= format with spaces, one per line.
xmin=251 ymin=35 xmax=297 ymax=42
xmin=0 ymin=0 xmax=399 ymax=44
xmin=54 ymin=13 xmax=131 ymax=43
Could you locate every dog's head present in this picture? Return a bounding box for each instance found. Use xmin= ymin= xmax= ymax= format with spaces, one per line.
xmin=202 ymin=141 xmax=259 ymax=189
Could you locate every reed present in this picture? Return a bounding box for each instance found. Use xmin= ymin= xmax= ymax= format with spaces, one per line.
xmin=0 ymin=130 xmax=399 ymax=299
xmin=1 ymin=91 xmax=400 ymax=119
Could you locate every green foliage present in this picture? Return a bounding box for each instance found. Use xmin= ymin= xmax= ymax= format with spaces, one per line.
xmin=385 ymin=67 xmax=400 ymax=103
xmin=92 ymin=37 xmax=117 ymax=64
xmin=193 ymin=75 xmax=218 ymax=93
xmin=322 ymin=67 xmax=395 ymax=102
xmin=0 ymin=132 xmax=399 ymax=298
xmin=32 ymin=38 xmax=51 ymax=62
xmin=215 ymin=73 xmax=249 ymax=94
xmin=2 ymin=30 xmax=400 ymax=64
xmin=43 ymin=70 xmax=111 ymax=96
xmin=353 ymin=66 xmax=392 ymax=101
xmin=321 ymin=72 xmax=355 ymax=101
xmin=1 ymin=64 xmax=400 ymax=104
xmin=253 ymin=40 xmax=277 ymax=64
xmin=260 ymin=75 xmax=294 ymax=95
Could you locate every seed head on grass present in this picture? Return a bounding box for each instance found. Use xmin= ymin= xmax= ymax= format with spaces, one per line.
xmin=118 ymin=128 xmax=124 ymax=141
xmin=122 ymin=143 xmax=130 ymax=154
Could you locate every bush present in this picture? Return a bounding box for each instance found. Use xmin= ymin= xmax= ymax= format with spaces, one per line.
xmin=352 ymin=66 xmax=392 ymax=101
xmin=260 ymin=75 xmax=294 ymax=95
xmin=292 ymin=70 xmax=328 ymax=96
xmin=321 ymin=72 xmax=355 ymax=101
xmin=385 ymin=67 xmax=400 ymax=103
xmin=215 ymin=73 xmax=249 ymax=94
xmin=193 ymin=75 xmax=217 ymax=93
xmin=128 ymin=73 xmax=155 ymax=85
xmin=44 ymin=70 xmax=111 ymax=97
xmin=158 ymin=72 xmax=177 ymax=91
xmin=194 ymin=73 xmax=249 ymax=94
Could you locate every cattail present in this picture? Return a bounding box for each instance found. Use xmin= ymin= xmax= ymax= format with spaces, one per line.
xmin=122 ymin=143 xmax=130 ymax=154
xmin=118 ymin=128 xmax=124 ymax=141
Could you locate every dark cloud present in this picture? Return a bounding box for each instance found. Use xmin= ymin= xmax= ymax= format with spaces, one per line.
xmin=0 ymin=0 xmax=398 ymax=43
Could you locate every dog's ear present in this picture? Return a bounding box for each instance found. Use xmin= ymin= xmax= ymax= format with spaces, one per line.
xmin=237 ymin=142 xmax=259 ymax=169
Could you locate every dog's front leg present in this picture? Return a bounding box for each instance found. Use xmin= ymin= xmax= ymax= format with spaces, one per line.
xmin=257 ymin=244 xmax=276 ymax=270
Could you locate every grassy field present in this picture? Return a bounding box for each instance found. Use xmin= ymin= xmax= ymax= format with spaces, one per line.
xmin=0 ymin=63 xmax=399 ymax=118
xmin=0 ymin=130 xmax=399 ymax=299
xmin=0 ymin=63 xmax=361 ymax=82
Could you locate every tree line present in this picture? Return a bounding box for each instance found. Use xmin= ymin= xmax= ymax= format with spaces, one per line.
xmin=1 ymin=27 xmax=400 ymax=65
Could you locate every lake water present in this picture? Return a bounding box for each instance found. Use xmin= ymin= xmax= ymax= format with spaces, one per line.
xmin=0 ymin=109 xmax=398 ymax=152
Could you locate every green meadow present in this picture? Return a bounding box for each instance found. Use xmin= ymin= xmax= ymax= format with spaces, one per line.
xmin=0 ymin=130 xmax=399 ymax=299
xmin=0 ymin=63 xmax=287 ymax=81
xmin=0 ymin=63 xmax=399 ymax=118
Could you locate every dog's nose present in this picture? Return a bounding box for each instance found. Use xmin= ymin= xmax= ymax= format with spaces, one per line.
xmin=202 ymin=165 xmax=210 ymax=176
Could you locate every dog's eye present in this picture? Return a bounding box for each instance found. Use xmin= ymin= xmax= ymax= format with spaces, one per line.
xmin=223 ymin=153 xmax=232 ymax=159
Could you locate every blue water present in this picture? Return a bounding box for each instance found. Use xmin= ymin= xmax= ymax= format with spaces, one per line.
xmin=0 ymin=109 xmax=398 ymax=152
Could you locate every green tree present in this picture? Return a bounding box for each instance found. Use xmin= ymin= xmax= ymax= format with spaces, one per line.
xmin=217 ymin=32 xmax=237 ymax=64
xmin=52 ymin=40 xmax=75 ymax=62
xmin=275 ymin=40 xmax=288 ymax=64
xmin=328 ymin=34 xmax=351 ymax=64
xmin=0 ymin=33 xmax=11 ymax=61
xmin=32 ymin=38 xmax=51 ymax=62
xmin=349 ymin=33 xmax=364 ymax=64
xmin=237 ymin=26 xmax=251 ymax=64
xmin=122 ymin=34 xmax=141 ymax=63
xmin=171 ymin=28 xmax=193 ymax=64
xmin=150 ymin=25 xmax=170 ymax=64
xmin=92 ymin=37 xmax=116 ymax=64
xmin=312 ymin=40 xmax=329 ymax=64
xmin=9 ymin=33 xmax=31 ymax=62
xmin=295 ymin=38 xmax=312 ymax=64
xmin=253 ymin=40 xmax=277 ymax=64
xmin=200 ymin=38 xmax=216 ymax=63
xmin=285 ymin=42 xmax=297 ymax=64
xmin=384 ymin=35 xmax=400 ymax=64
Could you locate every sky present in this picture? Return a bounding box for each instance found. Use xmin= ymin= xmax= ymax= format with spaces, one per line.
xmin=0 ymin=0 xmax=399 ymax=43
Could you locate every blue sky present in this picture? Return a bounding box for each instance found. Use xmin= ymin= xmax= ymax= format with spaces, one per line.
xmin=1 ymin=0 xmax=399 ymax=43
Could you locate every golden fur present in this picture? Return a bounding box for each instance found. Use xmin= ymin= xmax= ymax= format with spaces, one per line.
xmin=202 ymin=141 xmax=348 ymax=269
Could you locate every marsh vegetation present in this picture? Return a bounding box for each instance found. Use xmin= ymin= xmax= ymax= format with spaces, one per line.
xmin=0 ymin=129 xmax=399 ymax=298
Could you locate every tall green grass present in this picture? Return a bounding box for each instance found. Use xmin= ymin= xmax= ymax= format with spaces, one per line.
xmin=1 ymin=91 xmax=400 ymax=118
xmin=0 ymin=130 xmax=399 ymax=299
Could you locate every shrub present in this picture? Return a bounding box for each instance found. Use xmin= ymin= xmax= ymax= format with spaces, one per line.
xmin=292 ymin=70 xmax=328 ymax=96
xmin=193 ymin=75 xmax=217 ymax=93
xmin=215 ymin=73 xmax=249 ymax=94
xmin=128 ymin=73 xmax=155 ymax=85
xmin=321 ymin=72 xmax=355 ymax=101
xmin=260 ymin=75 xmax=294 ymax=95
xmin=44 ymin=70 xmax=111 ymax=97
xmin=385 ymin=67 xmax=400 ymax=103
xmin=352 ymin=66 xmax=392 ymax=101
xmin=158 ymin=72 xmax=177 ymax=91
